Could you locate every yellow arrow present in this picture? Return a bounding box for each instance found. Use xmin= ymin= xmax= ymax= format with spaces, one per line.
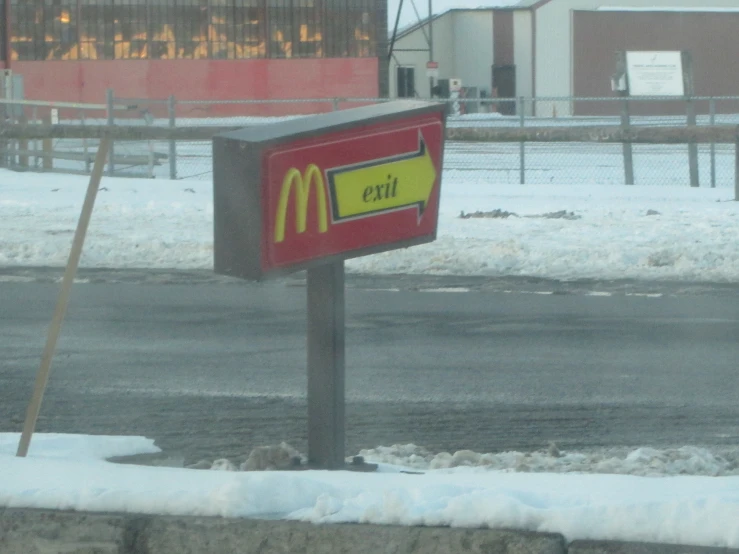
xmin=327 ymin=133 xmax=437 ymax=223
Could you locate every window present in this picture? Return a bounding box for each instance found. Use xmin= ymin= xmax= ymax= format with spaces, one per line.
xmin=267 ymin=0 xmax=292 ymax=58
xmin=9 ymin=0 xmax=78 ymax=61
xmin=43 ymin=0 xmax=79 ymax=60
xmin=150 ymin=0 xmax=177 ymax=59
xmin=324 ymin=0 xmax=348 ymax=57
xmin=113 ymin=1 xmax=148 ymax=59
xmin=209 ymin=0 xmax=232 ymax=59
xmin=234 ymin=0 xmax=267 ymax=58
xmin=324 ymin=0 xmax=373 ymax=57
xmin=9 ymin=1 xmax=41 ymax=61
xmin=175 ymin=0 xmax=209 ymax=59
xmin=294 ymin=0 xmax=322 ymax=58
xmin=8 ymin=0 xmax=377 ymax=61
xmin=348 ymin=0 xmax=374 ymax=57
xmin=0 ymin=0 xmax=6 ymax=63
xmin=79 ymin=0 xmax=111 ymax=60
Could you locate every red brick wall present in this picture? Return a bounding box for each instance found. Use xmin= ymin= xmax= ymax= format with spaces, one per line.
xmin=11 ymin=57 xmax=379 ymax=117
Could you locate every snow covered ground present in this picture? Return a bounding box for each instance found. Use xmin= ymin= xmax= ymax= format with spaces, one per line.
xmin=2 ymin=168 xmax=739 ymax=547
xmin=1 ymin=434 xmax=739 ymax=548
xmin=1 ymin=168 xmax=738 ymax=282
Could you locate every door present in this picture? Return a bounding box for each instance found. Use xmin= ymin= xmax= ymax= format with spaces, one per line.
xmin=396 ymin=66 xmax=416 ymax=98
xmin=493 ymin=64 xmax=516 ymax=115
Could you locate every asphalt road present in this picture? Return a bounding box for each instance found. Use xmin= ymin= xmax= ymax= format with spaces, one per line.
xmin=1 ymin=272 xmax=738 ymax=463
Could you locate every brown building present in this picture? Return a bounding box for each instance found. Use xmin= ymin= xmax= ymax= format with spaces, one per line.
xmin=572 ymin=8 xmax=739 ymax=115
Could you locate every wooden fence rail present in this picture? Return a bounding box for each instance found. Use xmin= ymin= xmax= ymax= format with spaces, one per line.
xmin=1 ymin=123 xmax=739 ymax=143
xmin=1 ymin=123 xmax=737 ymax=200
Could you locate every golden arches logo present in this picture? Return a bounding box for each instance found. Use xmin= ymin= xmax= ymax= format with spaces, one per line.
xmin=274 ymin=164 xmax=329 ymax=243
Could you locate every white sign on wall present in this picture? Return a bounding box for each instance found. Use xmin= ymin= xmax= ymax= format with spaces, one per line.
xmin=426 ymin=61 xmax=439 ymax=79
xmin=626 ymin=51 xmax=685 ymax=97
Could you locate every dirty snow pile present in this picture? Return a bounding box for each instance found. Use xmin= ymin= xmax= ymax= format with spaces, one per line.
xmin=187 ymin=442 xmax=739 ymax=477
xmin=355 ymin=443 xmax=739 ymax=477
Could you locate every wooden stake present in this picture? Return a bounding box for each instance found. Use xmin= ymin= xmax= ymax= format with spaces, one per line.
xmin=16 ymin=137 xmax=111 ymax=458
xmin=735 ymin=127 xmax=739 ymax=202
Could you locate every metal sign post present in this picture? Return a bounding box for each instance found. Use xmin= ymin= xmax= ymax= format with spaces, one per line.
xmin=307 ymin=262 xmax=345 ymax=468
xmin=213 ymin=101 xmax=446 ymax=469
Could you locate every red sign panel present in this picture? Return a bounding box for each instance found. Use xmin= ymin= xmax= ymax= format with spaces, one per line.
xmin=260 ymin=112 xmax=444 ymax=272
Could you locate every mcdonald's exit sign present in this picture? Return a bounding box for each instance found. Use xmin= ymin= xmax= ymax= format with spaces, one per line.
xmin=213 ymin=101 xmax=446 ymax=280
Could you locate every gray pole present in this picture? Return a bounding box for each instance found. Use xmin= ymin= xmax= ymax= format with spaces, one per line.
xmin=683 ymin=52 xmax=699 ymax=188
xmin=710 ymin=97 xmax=716 ymax=189
xmin=518 ymin=96 xmax=525 ymax=185
xmin=307 ymin=261 xmax=346 ymax=469
xmin=686 ymin=96 xmax=699 ymax=187
xmin=614 ymin=52 xmax=634 ymax=185
xmin=428 ymin=0 xmax=434 ymax=98
xmin=168 ymin=95 xmax=177 ymax=180
xmin=620 ymin=95 xmax=634 ymax=185
xmin=106 ymin=88 xmax=115 ymax=177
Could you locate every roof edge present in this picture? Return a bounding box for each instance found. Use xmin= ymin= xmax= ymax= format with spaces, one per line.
xmin=393 ymin=5 xmax=531 ymax=40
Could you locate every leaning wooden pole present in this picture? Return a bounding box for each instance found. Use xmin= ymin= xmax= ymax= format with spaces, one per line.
xmin=16 ymin=137 xmax=112 ymax=458
xmin=735 ymin=127 xmax=739 ymax=202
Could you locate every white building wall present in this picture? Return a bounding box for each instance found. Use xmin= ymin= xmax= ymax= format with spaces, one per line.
xmin=389 ymin=25 xmax=430 ymax=99
xmin=451 ymin=11 xmax=494 ymax=94
xmin=513 ymin=9 xmax=533 ymax=113
xmin=432 ymin=14 xmax=455 ymax=93
xmin=388 ymin=14 xmax=454 ymax=98
xmin=389 ymin=10 xmax=494 ymax=99
xmin=534 ymin=0 xmax=739 ymax=115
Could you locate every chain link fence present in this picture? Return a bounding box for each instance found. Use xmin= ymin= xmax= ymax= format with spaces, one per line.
xmin=3 ymin=92 xmax=739 ymax=189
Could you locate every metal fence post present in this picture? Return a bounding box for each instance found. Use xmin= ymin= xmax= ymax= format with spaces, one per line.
xmin=709 ymin=97 xmax=716 ymax=189
xmin=168 ymin=95 xmax=177 ymax=180
xmin=106 ymin=88 xmax=115 ymax=177
xmin=686 ymin=95 xmax=699 ymax=188
xmin=32 ymin=106 xmax=39 ymax=169
xmin=0 ymin=72 xmax=8 ymax=169
xmin=42 ymin=111 xmax=53 ymax=171
xmin=18 ymin=112 xmax=28 ymax=169
xmin=81 ymin=110 xmax=90 ymax=174
xmin=620 ymin=95 xmax=635 ymax=185
xmin=518 ymin=96 xmax=525 ymax=185
xmin=682 ymin=53 xmax=699 ymax=188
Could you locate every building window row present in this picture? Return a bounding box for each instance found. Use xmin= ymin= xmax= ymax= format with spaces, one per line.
xmin=8 ymin=0 xmax=377 ymax=61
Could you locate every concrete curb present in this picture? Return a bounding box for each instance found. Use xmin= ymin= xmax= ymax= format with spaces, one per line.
xmin=1 ymin=509 xmax=737 ymax=554
xmin=568 ymin=541 xmax=739 ymax=554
